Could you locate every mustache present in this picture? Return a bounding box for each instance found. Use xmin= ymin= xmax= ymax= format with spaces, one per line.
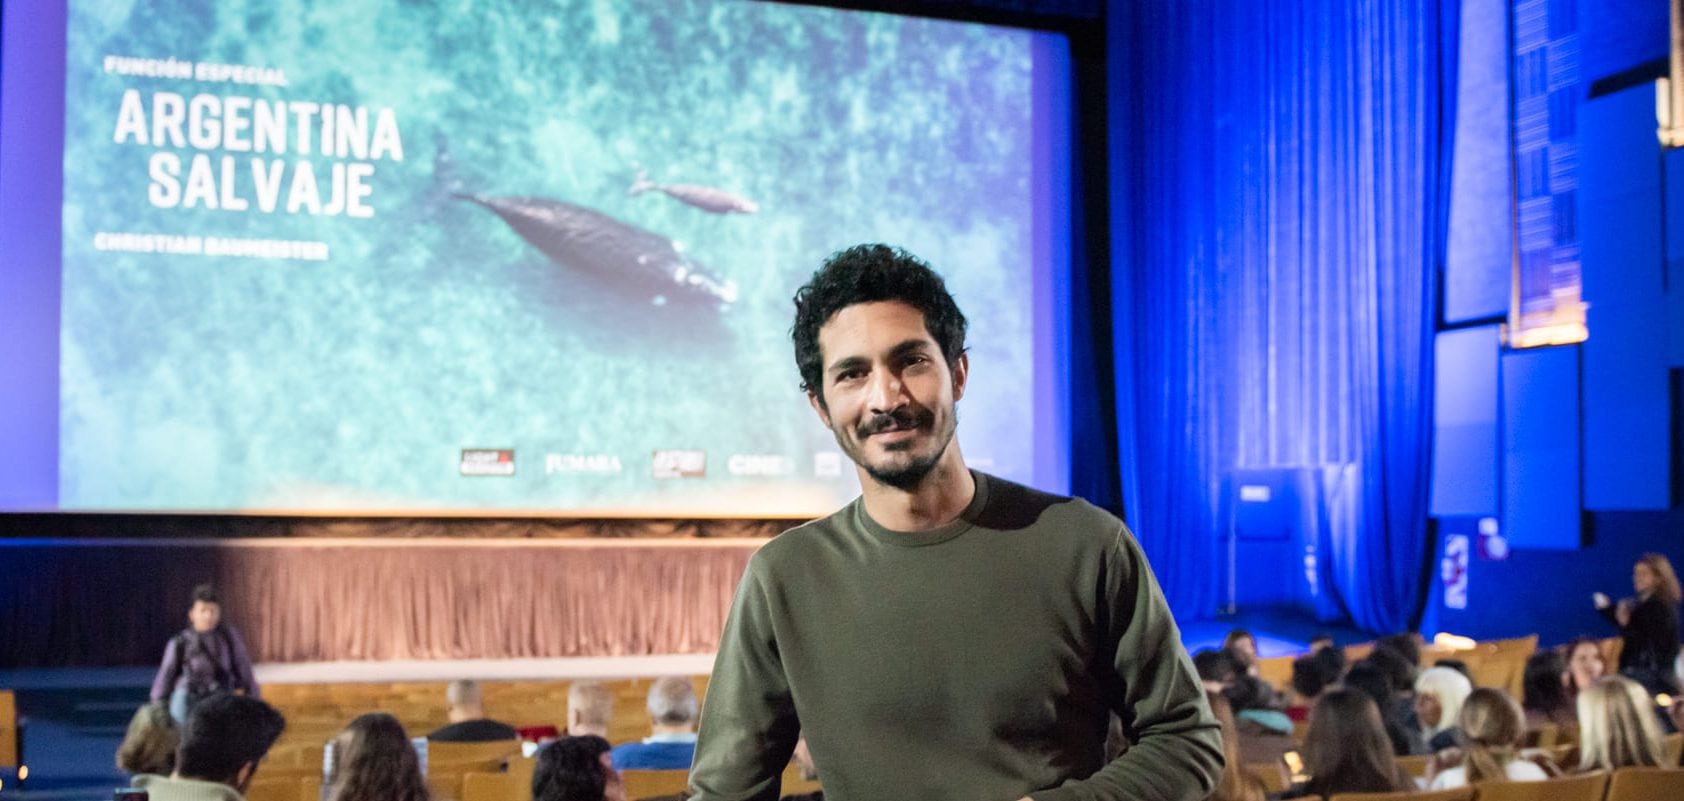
xmin=858 ymin=407 xmax=932 ymax=437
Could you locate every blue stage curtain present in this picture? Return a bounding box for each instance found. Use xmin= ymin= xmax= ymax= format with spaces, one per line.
xmin=1108 ymin=0 xmax=1457 ymax=631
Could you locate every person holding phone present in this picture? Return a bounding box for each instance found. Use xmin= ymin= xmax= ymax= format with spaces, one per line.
xmin=1275 ymin=688 xmax=1412 ymax=799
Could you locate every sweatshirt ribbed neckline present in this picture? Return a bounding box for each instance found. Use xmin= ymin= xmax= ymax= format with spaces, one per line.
xmin=851 ymin=469 xmax=989 ymax=547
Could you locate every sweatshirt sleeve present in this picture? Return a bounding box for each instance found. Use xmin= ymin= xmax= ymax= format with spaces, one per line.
xmin=688 ymin=557 xmax=800 ymax=801
xmin=226 ymin=624 xmax=260 ymax=698
xmin=1031 ymin=525 xmax=1224 ymax=801
xmin=150 ymin=636 xmax=181 ymax=702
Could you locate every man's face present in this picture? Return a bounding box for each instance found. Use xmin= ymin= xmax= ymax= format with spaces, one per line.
xmin=189 ymin=600 xmax=221 ymax=632
xmin=809 ymin=301 xmax=966 ymax=491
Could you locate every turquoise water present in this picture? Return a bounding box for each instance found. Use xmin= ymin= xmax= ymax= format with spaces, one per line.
xmin=59 ymin=0 xmax=1039 ymax=514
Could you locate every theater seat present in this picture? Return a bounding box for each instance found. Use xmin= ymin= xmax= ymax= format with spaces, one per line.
xmin=244 ymin=776 xmax=320 ymax=801
xmin=1328 ymin=787 xmax=1473 ymax=801
xmin=1604 ymin=767 xmax=1684 ymax=801
xmin=463 ymin=770 xmax=530 ymax=801
xmin=1395 ymin=755 xmax=1432 ymax=779
xmin=620 ymin=769 xmax=690 ymax=798
xmin=1471 ymin=771 xmax=1606 ymax=801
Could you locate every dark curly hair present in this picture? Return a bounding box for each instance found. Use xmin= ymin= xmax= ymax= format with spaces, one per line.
xmin=533 ymin=735 xmax=615 ymax=801
xmin=791 ymin=244 xmax=967 ymax=405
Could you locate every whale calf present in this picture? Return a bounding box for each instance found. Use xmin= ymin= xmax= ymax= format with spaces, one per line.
xmin=455 ymin=192 xmax=738 ymax=308
xmin=628 ymin=168 xmax=759 ymax=215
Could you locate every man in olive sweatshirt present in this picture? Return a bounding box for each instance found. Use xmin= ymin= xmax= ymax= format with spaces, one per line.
xmin=689 ymin=244 xmax=1223 ymax=801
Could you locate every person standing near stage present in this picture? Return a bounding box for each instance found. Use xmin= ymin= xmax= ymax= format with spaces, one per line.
xmin=150 ymin=584 xmax=260 ymax=724
xmin=1594 ymin=553 xmax=1683 ymax=695
xmin=689 ymin=245 xmax=1222 ymax=801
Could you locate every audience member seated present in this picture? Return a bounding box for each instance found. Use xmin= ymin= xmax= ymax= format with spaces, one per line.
xmin=534 ymin=735 xmax=627 ymax=801
xmin=1222 ymin=631 xmax=1288 ymax=709
xmin=1565 ymin=636 xmax=1607 ymax=701
xmin=1433 ymin=658 xmax=1474 ymax=685
xmin=1313 ymin=641 xmax=1346 ymax=676
xmin=1224 ymin=663 xmax=1295 ymax=763
xmin=1522 ymin=649 xmax=1576 ymax=727
xmin=326 ymin=713 xmax=429 ymax=801
xmin=428 ymin=679 xmax=519 ymax=742
xmin=131 ymin=693 xmax=286 ymax=801
xmin=1195 ymin=648 xmax=1240 ymax=694
xmin=1286 ymin=647 xmax=1347 ymax=723
xmin=1226 ymin=629 xmax=1262 ymax=677
xmin=1342 ymin=661 xmax=1424 ymax=756
xmin=1575 ymin=674 xmax=1668 ymax=772
xmin=1228 ymin=676 xmax=1295 ymax=766
xmin=1277 ymin=688 xmax=1413 ymax=799
xmin=1365 ymin=644 xmax=1422 ymax=735
xmin=568 ymin=681 xmax=614 ymax=738
xmin=1375 ymin=632 xmax=1423 ymax=673
xmin=1289 ymin=653 xmax=1337 ymax=712
xmin=117 ymin=701 xmax=180 ymax=777
xmin=1308 ymin=632 xmax=1336 ymax=654
xmin=1205 ymin=691 xmax=1267 ymax=801
xmin=610 ymin=676 xmax=699 ymax=770
xmin=1427 ymin=688 xmax=1548 ymax=789
xmin=1414 ymin=665 xmax=1473 ymax=752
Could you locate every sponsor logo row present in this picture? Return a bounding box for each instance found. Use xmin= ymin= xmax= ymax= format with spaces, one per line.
xmin=459 ymin=449 xmax=845 ymax=479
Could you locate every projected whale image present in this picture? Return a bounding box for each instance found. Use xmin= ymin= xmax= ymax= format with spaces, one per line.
xmin=455 ymin=193 xmax=739 ymax=309
xmin=41 ymin=0 xmax=1050 ymax=514
xmin=629 ymin=168 xmax=760 ymax=215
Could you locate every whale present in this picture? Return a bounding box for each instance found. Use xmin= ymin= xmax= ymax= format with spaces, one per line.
xmin=628 ymin=168 xmax=759 ymax=215
xmin=454 ymin=192 xmax=738 ymax=308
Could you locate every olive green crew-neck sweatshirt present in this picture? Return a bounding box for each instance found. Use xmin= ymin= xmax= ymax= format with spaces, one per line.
xmin=690 ymin=471 xmax=1222 ymax=801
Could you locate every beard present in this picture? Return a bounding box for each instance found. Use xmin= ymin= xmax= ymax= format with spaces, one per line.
xmin=842 ymin=405 xmax=957 ymax=491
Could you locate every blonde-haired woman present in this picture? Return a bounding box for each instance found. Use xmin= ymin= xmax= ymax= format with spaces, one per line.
xmin=1427 ymin=688 xmax=1548 ymax=788
xmin=1576 ymin=674 xmax=1668 ymax=772
xmin=115 ymin=701 xmax=178 ymax=776
xmin=1414 ymin=666 xmax=1473 ymax=752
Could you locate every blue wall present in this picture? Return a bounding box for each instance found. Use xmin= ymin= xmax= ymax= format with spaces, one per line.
xmin=1419 ymin=2 xmax=1681 ymax=644
xmin=1422 ymin=507 xmax=1684 ymax=645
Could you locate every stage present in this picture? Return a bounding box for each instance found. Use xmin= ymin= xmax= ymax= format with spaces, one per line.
xmin=0 ymin=536 xmax=769 ymax=669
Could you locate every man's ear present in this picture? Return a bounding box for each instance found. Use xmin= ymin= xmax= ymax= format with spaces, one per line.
xmin=233 ymin=760 xmax=258 ymax=793
xmin=807 ymin=390 xmax=831 ymax=427
xmin=951 ymin=352 xmax=969 ymax=402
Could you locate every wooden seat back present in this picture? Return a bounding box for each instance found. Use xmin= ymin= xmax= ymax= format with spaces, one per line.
xmin=1604 ymin=767 xmax=1684 ymax=801
xmin=1328 ymin=787 xmax=1474 ymax=801
xmin=620 ymin=769 xmax=690 ymax=798
xmin=1470 ymin=771 xmax=1606 ymax=801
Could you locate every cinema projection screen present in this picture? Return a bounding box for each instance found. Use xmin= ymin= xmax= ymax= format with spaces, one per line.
xmin=0 ymin=0 xmax=1073 ymax=517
